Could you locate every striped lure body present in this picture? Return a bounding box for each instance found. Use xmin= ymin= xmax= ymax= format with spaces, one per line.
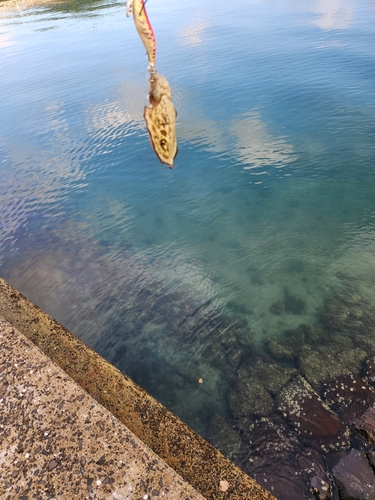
xmin=127 ymin=0 xmax=156 ymax=67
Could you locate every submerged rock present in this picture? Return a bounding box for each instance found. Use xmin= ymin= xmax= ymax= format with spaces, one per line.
xmin=269 ymin=300 xmax=284 ymax=315
xmin=230 ymin=368 xmax=274 ymax=418
xmin=367 ymin=451 xmax=375 ymax=469
xmin=278 ymin=376 xmax=347 ymax=450
xmin=319 ymin=292 xmax=375 ymax=339
xmin=284 ymin=287 xmax=306 ymax=315
xmin=207 ymin=414 xmax=241 ymax=460
xmin=332 ymin=450 xmax=375 ymax=500
xmin=266 ymin=323 xmax=328 ymax=364
xmin=301 ymin=324 xmax=328 ymax=345
xmin=242 ymin=357 xmax=297 ymax=395
xmin=265 ymin=339 xmax=295 ymax=362
xmin=299 ymin=344 xmax=367 ymax=391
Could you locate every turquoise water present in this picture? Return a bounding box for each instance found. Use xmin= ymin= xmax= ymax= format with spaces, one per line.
xmin=1 ymin=0 xmax=375 ymax=496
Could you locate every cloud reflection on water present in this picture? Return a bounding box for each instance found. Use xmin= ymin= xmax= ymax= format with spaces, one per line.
xmin=0 ymin=101 xmax=88 ymax=252
xmin=311 ymin=0 xmax=354 ymax=30
xmin=179 ymin=109 xmax=295 ymax=172
xmin=85 ymin=81 xmax=146 ymax=139
xmin=0 ymin=33 xmax=15 ymax=49
xmin=179 ymin=17 xmax=209 ymax=48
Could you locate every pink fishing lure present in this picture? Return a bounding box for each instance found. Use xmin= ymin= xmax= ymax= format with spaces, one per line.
xmin=127 ymin=0 xmax=156 ymax=67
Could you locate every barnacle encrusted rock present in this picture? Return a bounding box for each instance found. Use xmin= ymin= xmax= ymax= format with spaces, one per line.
xmin=278 ymin=376 xmax=347 ymax=450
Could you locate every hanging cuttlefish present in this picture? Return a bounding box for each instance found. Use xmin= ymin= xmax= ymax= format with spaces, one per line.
xmin=126 ymin=0 xmax=178 ymax=168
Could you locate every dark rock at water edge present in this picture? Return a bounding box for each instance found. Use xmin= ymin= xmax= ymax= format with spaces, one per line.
xmin=332 ymin=450 xmax=375 ymax=500
xmin=277 ymin=376 xmax=348 ymax=450
xmin=240 ymin=418 xmax=327 ymax=500
xmin=352 ymin=407 xmax=375 ymax=444
xmin=323 ymin=374 xmax=375 ymax=423
xmin=311 ymin=475 xmax=332 ymax=500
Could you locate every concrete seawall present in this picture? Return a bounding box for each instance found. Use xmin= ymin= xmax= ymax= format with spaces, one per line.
xmin=0 ymin=317 xmax=206 ymax=499
xmin=0 ymin=277 xmax=275 ymax=500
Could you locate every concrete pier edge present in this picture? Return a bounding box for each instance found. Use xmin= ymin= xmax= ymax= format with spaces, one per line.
xmin=0 ymin=277 xmax=275 ymax=500
xmin=0 ymin=316 xmax=207 ymax=499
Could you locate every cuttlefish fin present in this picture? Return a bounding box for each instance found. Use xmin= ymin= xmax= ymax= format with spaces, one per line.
xmin=144 ymin=95 xmax=178 ymax=168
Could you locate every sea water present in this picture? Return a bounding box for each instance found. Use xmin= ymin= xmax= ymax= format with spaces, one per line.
xmin=1 ymin=0 xmax=375 ymax=497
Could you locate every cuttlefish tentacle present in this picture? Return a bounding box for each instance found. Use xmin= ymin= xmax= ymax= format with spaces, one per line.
xmin=148 ymin=71 xmax=172 ymax=106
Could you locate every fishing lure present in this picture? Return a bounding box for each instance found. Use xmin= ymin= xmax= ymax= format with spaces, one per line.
xmin=126 ymin=0 xmax=156 ymax=68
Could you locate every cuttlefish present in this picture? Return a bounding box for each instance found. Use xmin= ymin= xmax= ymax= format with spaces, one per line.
xmin=144 ymin=71 xmax=178 ymax=168
xmin=127 ymin=0 xmax=178 ymax=168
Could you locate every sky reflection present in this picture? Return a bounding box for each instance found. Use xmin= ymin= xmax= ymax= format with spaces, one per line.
xmin=311 ymin=0 xmax=354 ymax=30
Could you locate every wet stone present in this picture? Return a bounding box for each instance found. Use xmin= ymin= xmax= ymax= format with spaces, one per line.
xmin=352 ymin=407 xmax=375 ymax=443
xmin=311 ymin=475 xmax=331 ymax=500
xmin=241 ymin=419 xmax=305 ymax=500
xmin=323 ymin=375 xmax=375 ymax=422
xmin=332 ymin=450 xmax=375 ymax=500
xmin=242 ymin=420 xmax=326 ymax=500
xmin=278 ymin=376 xmax=347 ymax=450
xmin=367 ymin=451 xmax=375 ymax=469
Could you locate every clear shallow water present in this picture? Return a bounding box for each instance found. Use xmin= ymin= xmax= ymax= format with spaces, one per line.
xmin=1 ymin=0 xmax=375 ymax=497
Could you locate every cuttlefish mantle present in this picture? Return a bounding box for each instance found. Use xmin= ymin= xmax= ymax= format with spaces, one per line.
xmin=144 ymin=71 xmax=178 ymax=168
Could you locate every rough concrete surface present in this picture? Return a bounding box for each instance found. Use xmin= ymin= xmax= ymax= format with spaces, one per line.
xmin=0 ymin=317 xmax=206 ymax=500
xmin=0 ymin=277 xmax=275 ymax=500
